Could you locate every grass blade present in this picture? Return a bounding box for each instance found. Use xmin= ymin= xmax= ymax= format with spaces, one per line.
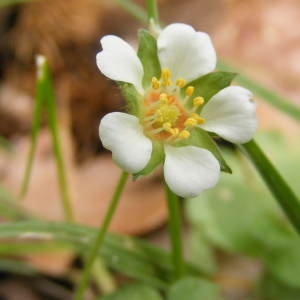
xmin=0 ymin=220 xmax=208 ymax=288
xmin=218 ymin=60 xmax=300 ymax=122
xmin=239 ymin=140 xmax=300 ymax=234
xmin=37 ymin=56 xmax=74 ymax=222
xmin=19 ymin=58 xmax=44 ymax=199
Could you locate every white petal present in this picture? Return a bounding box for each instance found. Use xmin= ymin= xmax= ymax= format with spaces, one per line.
xmin=164 ymin=145 xmax=220 ymax=198
xmin=99 ymin=112 xmax=152 ymax=173
xmin=157 ymin=23 xmax=216 ymax=82
xmin=200 ymin=86 xmax=258 ymax=144
xmin=96 ymin=35 xmax=144 ymax=94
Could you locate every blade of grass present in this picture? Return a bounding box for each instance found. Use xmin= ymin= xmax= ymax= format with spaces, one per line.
xmin=239 ymin=140 xmax=300 ymax=234
xmin=19 ymin=58 xmax=44 ymax=199
xmin=218 ymin=60 xmax=300 ymax=122
xmin=37 ymin=56 xmax=74 ymax=222
xmin=0 ymin=135 xmax=13 ymax=153
xmin=113 ymin=0 xmax=148 ymax=24
xmin=0 ymin=0 xmax=37 ymax=6
xmin=0 ymin=258 xmax=37 ymax=276
xmin=0 ymin=220 xmax=208 ymax=287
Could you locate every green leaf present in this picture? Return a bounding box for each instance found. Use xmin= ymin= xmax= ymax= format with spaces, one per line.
xmin=133 ymin=141 xmax=164 ymax=179
xmin=0 ymin=135 xmax=13 ymax=152
xmin=0 ymin=259 xmax=37 ymax=276
xmin=187 ymin=71 xmax=236 ymax=108
xmin=0 ymin=220 xmax=207 ymax=288
xmin=137 ymin=29 xmax=161 ymax=88
xmin=265 ymin=239 xmax=300 ymax=288
xmin=176 ymin=127 xmax=232 ymax=173
xmin=118 ymin=82 xmax=141 ymax=116
xmin=100 ymin=284 xmax=163 ymax=300
xmin=239 ymin=140 xmax=300 ymax=235
xmin=218 ymin=60 xmax=300 ymax=123
xmin=168 ymin=277 xmax=222 ymax=300
xmin=258 ymin=273 xmax=300 ymax=300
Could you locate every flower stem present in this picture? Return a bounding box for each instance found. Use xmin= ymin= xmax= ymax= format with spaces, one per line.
xmin=74 ymin=171 xmax=129 ymax=300
xmin=114 ymin=0 xmax=148 ymax=24
xmin=164 ymin=184 xmax=185 ymax=281
xmin=146 ymin=0 xmax=159 ymax=24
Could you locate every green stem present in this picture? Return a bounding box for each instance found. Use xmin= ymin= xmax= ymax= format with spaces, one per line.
xmin=239 ymin=140 xmax=300 ymax=234
xmin=74 ymin=171 xmax=129 ymax=300
xmin=43 ymin=63 xmax=74 ymax=222
xmin=165 ymin=184 xmax=185 ymax=281
xmin=19 ymin=72 xmax=44 ymax=200
xmin=146 ymin=0 xmax=159 ymax=24
xmin=113 ymin=0 xmax=148 ymax=24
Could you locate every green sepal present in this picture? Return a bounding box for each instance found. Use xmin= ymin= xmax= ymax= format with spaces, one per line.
xmin=137 ymin=29 xmax=161 ymax=89
xmin=176 ymin=127 xmax=232 ymax=173
xmin=118 ymin=82 xmax=141 ymax=116
xmin=133 ymin=141 xmax=164 ymax=180
xmin=186 ymin=71 xmax=236 ymax=110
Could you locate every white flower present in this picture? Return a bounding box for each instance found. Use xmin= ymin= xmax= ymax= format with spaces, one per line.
xmin=96 ymin=23 xmax=258 ymax=198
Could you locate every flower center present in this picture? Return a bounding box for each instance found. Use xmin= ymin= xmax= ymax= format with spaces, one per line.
xmin=141 ymin=68 xmax=205 ymax=142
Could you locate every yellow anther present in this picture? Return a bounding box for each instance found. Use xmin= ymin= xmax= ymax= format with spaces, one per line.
xmin=162 ymin=122 xmax=172 ymax=131
xmin=176 ymin=78 xmax=186 ymax=88
xmin=151 ymin=77 xmax=160 ymax=89
xmin=193 ymin=96 xmax=204 ymax=107
xmin=161 ymin=68 xmax=171 ymax=81
xmin=169 ymin=128 xmax=179 ymax=136
xmin=159 ymin=93 xmax=169 ymax=104
xmin=190 ymin=113 xmax=206 ymax=124
xmin=184 ymin=117 xmax=198 ymax=127
xmin=179 ymin=130 xmax=190 ymax=139
xmin=196 ymin=117 xmax=205 ymax=124
xmin=185 ymin=86 xmax=195 ymax=96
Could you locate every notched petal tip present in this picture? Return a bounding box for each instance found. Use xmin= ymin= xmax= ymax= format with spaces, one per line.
xmin=96 ymin=35 xmax=144 ymax=94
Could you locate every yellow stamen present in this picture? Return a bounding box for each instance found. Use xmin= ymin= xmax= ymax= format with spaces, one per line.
xmin=178 ymin=130 xmax=190 ymax=139
xmin=161 ymin=68 xmax=171 ymax=81
xmin=190 ymin=113 xmax=205 ymax=124
xmin=176 ymin=78 xmax=186 ymax=88
xmin=184 ymin=117 xmax=198 ymax=127
xmin=151 ymin=77 xmax=160 ymax=89
xmin=162 ymin=122 xmax=172 ymax=131
xmin=193 ymin=96 xmax=204 ymax=107
xmin=169 ymin=128 xmax=179 ymax=136
xmin=159 ymin=93 xmax=169 ymax=104
xmin=185 ymin=86 xmax=194 ymax=96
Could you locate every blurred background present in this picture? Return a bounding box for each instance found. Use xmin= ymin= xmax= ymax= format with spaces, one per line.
xmin=0 ymin=0 xmax=300 ymax=299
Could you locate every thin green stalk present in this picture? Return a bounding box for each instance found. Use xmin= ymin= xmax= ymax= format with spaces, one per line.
xmin=113 ymin=0 xmax=148 ymax=24
xmin=19 ymin=66 xmax=44 ymax=199
xmin=74 ymin=171 xmax=129 ymax=300
xmin=41 ymin=58 xmax=74 ymax=222
xmin=165 ymin=184 xmax=185 ymax=281
xmin=146 ymin=0 xmax=159 ymax=24
xmin=218 ymin=60 xmax=300 ymax=122
xmin=239 ymin=140 xmax=300 ymax=234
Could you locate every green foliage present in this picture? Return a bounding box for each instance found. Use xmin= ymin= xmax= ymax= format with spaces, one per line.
xmin=133 ymin=140 xmax=164 ymax=179
xmin=240 ymin=140 xmax=300 ymax=234
xmin=186 ymin=71 xmax=236 ymax=109
xmin=168 ymin=277 xmax=222 ymax=300
xmin=0 ymin=135 xmax=13 ymax=152
xmin=0 ymin=220 xmax=206 ymax=289
xmin=118 ymin=82 xmax=141 ymax=116
xmin=186 ymin=132 xmax=300 ymax=293
xmin=176 ymin=127 xmax=232 ymax=173
xmin=100 ymin=284 xmax=163 ymax=300
xmin=137 ymin=29 xmax=161 ymax=88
